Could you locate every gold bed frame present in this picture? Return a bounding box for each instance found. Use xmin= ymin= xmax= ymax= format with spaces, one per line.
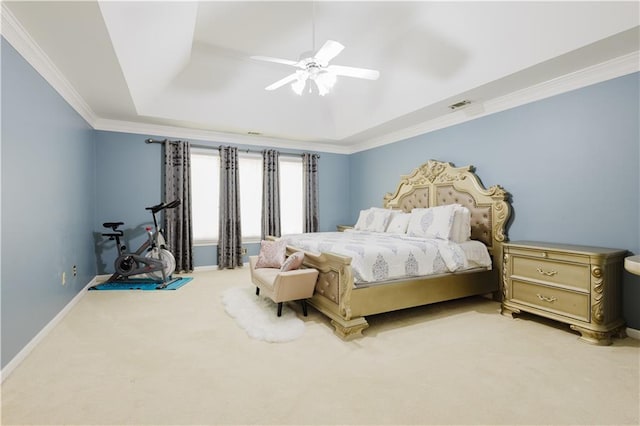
xmin=285 ymin=160 xmax=511 ymax=339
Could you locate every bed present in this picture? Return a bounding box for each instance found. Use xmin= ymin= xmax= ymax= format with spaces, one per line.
xmin=276 ymin=160 xmax=511 ymax=339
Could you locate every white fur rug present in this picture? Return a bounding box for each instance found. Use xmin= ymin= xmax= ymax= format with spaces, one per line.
xmin=221 ymin=287 xmax=305 ymax=343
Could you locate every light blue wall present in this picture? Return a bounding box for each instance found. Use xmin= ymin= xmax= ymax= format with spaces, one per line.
xmin=93 ymin=131 xmax=163 ymax=274
xmin=349 ymin=72 xmax=640 ymax=328
xmin=94 ymin=132 xmax=351 ymax=271
xmin=2 ymin=31 xmax=639 ymax=371
xmin=1 ymin=38 xmax=96 ymax=368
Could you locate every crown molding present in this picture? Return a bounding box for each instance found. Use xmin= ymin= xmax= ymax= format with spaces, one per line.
xmin=347 ymin=50 xmax=640 ymax=154
xmin=93 ymin=118 xmax=352 ymax=154
xmin=1 ymin=3 xmax=97 ymax=127
xmin=484 ymin=50 xmax=640 ymax=117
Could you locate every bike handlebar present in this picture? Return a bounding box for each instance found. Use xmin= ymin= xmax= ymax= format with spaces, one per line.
xmin=165 ymin=200 xmax=181 ymax=209
xmin=145 ymin=199 xmax=181 ymax=214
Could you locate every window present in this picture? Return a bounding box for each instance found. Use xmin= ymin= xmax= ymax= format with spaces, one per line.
xmin=191 ymin=149 xmax=219 ymax=243
xmin=191 ymin=149 xmax=304 ymax=244
xmin=279 ymin=157 xmax=303 ymax=235
xmin=238 ymin=154 xmax=263 ymax=241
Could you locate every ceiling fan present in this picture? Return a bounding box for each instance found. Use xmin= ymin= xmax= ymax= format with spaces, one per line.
xmin=251 ymin=39 xmax=380 ymax=96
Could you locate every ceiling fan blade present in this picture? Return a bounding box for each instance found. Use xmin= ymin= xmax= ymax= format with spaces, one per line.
xmin=314 ymin=40 xmax=344 ymax=65
xmin=265 ymin=73 xmax=299 ymax=91
xmin=327 ymin=65 xmax=380 ymax=80
xmin=251 ymin=55 xmax=299 ymax=67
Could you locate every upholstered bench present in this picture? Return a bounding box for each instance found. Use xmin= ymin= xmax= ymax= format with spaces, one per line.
xmin=249 ymin=255 xmax=319 ymax=317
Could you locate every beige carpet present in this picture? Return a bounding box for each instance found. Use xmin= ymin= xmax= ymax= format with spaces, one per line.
xmin=2 ymin=267 xmax=639 ymax=425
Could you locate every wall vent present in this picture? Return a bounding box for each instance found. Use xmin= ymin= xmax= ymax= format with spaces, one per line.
xmin=448 ymin=100 xmax=471 ymax=110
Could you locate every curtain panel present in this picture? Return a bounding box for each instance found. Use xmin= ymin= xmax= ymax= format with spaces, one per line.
xmin=164 ymin=140 xmax=194 ymax=272
xmin=218 ymin=146 xmax=243 ymax=269
xmin=302 ymin=153 xmax=320 ymax=233
xmin=261 ymin=149 xmax=281 ymax=240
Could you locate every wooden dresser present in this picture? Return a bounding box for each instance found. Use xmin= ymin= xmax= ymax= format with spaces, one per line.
xmin=501 ymin=241 xmax=627 ymax=345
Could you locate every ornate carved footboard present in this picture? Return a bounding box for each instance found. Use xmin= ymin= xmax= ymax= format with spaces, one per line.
xmin=284 ymin=160 xmax=511 ymax=339
xmin=282 ymin=249 xmax=369 ymax=340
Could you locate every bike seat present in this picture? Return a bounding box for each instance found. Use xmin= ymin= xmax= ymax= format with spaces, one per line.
xmin=103 ymin=221 xmax=124 ymax=230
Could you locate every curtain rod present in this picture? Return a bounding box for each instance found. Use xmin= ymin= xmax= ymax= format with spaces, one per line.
xmin=145 ymin=138 xmax=317 ymax=158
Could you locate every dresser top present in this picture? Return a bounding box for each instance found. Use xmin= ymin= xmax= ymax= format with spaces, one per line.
xmin=505 ymin=241 xmax=627 ymax=257
xmin=625 ymin=255 xmax=640 ymax=276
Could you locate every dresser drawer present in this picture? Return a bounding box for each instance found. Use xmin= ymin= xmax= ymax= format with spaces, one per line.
xmin=503 ymin=241 xmax=626 ymax=345
xmin=511 ymin=280 xmax=589 ymax=322
xmin=506 ymin=246 xmax=591 ymax=263
xmin=512 ymin=256 xmax=590 ymax=291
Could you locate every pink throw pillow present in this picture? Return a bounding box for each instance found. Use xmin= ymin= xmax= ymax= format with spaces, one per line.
xmin=255 ymin=239 xmax=287 ymax=268
xmin=280 ymin=251 xmax=305 ymax=272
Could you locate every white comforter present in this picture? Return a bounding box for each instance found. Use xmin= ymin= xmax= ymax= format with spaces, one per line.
xmin=281 ymin=230 xmax=492 ymax=283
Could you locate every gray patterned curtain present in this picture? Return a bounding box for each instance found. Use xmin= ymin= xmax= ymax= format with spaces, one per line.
xmin=303 ymin=153 xmax=320 ymax=233
xmin=218 ymin=146 xmax=243 ymax=269
xmin=164 ymin=140 xmax=193 ymax=272
xmin=261 ymin=149 xmax=281 ymax=240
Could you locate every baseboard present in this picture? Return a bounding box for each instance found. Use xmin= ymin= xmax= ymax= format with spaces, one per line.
xmin=626 ymin=327 xmax=640 ymax=341
xmin=95 ymin=273 xmax=111 ymax=283
xmin=1 ymin=277 xmax=96 ymax=383
xmin=193 ymin=265 xmax=218 ymax=272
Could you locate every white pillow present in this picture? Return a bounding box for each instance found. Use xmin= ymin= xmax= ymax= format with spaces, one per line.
xmin=354 ymin=209 xmax=371 ymax=230
xmin=367 ymin=208 xmax=393 ymax=232
xmin=385 ymin=212 xmax=411 ymax=233
xmin=407 ymin=204 xmax=460 ymax=240
xmin=450 ymin=206 xmax=471 ymax=243
xmin=353 ymin=208 xmax=393 ymax=233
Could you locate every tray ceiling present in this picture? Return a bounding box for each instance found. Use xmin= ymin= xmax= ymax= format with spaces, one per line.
xmin=3 ymin=1 xmax=639 ymax=153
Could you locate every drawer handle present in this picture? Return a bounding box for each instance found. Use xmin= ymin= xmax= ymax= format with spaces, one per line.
xmin=536 ymin=267 xmax=558 ymax=277
xmin=536 ymin=293 xmax=557 ymax=303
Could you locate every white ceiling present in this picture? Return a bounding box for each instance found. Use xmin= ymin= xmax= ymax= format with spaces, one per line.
xmin=3 ymin=1 xmax=639 ymax=153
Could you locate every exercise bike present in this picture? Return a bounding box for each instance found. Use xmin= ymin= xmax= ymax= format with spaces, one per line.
xmin=101 ymin=200 xmax=180 ymax=288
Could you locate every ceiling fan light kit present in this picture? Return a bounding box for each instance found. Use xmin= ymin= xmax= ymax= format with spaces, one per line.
xmin=252 ymin=39 xmax=379 ymax=96
xmin=290 ymin=65 xmax=338 ymax=96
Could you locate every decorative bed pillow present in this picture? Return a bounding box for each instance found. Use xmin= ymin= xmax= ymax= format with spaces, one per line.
xmin=354 ymin=209 xmax=371 ymax=230
xmin=255 ymin=239 xmax=287 ymax=268
xmin=407 ymin=204 xmax=460 ymax=240
xmin=385 ymin=212 xmax=411 ymax=233
xmin=281 ymin=251 xmax=305 ymax=272
xmin=450 ymin=206 xmax=471 ymax=243
xmin=354 ymin=207 xmax=393 ymax=233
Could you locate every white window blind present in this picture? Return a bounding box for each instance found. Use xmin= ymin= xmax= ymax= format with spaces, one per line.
xmin=191 ymin=149 xmax=304 ymax=244
xmin=191 ymin=150 xmax=219 ymax=243
xmin=238 ymin=154 xmax=263 ymax=241
xmin=279 ymin=157 xmax=303 ymax=235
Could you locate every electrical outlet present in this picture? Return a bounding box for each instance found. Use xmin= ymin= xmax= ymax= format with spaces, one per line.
xmin=241 ymin=247 xmax=248 ymax=255
xmin=62 ymin=272 xmax=66 ymax=286
xmin=72 ymin=265 xmax=77 ymax=277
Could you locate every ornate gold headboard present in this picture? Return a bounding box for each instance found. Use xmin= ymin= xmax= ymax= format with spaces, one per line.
xmin=383 ymin=160 xmax=511 ymax=256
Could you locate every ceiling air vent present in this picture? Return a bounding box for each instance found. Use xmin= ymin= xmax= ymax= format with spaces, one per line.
xmin=247 ymin=131 xmax=262 ymax=136
xmin=448 ymin=100 xmax=471 ymax=110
